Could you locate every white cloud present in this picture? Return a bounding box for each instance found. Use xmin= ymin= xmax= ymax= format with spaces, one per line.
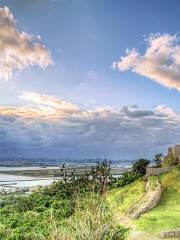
xmin=19 ymin=91 xmax=79 ymax=113
xmin=113 ymin=33 xmax=180 ymax=90
xmin=0 ymin=6 xmax=52 ymax=80
xmin=0 ymin=91 xmax=180 ymax=157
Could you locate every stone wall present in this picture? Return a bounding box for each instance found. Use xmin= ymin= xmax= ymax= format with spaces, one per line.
xmin=146 ymin=167 xmax=172 ymax=177
xmin=127 ymin=177 xmax=162 ymax=219
xmin=160 ymin=229 xmax=180 ymax=238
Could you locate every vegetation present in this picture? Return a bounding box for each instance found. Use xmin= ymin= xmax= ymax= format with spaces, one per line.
xmin=110 ymin=158 xmax=150 ymax=188
xmin=132 ymin=158 xmax=150 ymax=176
xmin=58 ymin=193 xmax=128 ymax=240
xmin=136 ymin=166 xmax=180 ymax=234
xmin=0 ymin=160 xmax=128 ymax=240
xmin=91 ymin=159 xmax=112 ymax=193
xmin=0 ymin=158 xmax=156 ymax=239
xmin=163 ymin=153 xmax=179 ymax=166
xmin=153 ymin=153 xmax=163 ymax=167
xmin=107 ymin=166 xmax=180 ymax=237
xmin=106 ymin=178 xmax=145 ymax=213
xmin=59 ymin=163 xmax=76 ymax=183
xmin=148 ymin=176 xmax=159 ymax=190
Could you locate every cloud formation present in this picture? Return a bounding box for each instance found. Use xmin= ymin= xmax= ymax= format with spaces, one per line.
xmin=0 ymin=6 xmax=52 ymax=80
xmin=112 ymin=33 xmax=180 ymax=90
xmin=20 ymin=91 xmax=79 ymax=113
xmin=0 ymin=91 xmax=180 ymax=158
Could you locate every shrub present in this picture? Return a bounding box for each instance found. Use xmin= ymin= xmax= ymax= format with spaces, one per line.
xmin=0 ymin=165 xmax=128 ymax=240
xmin=57 ymin=193 xmax=128 ymax=240
xmin=163 ymin=154 xmax=179 ymax=166
xmin=132 ymin=158 xmax=150 ymax=176
xmin=154 ymin=153 xmax=163 ymax=167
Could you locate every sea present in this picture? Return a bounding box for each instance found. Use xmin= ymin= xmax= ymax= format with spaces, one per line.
xmin=0 ymin=158 xmax=134 ymax=191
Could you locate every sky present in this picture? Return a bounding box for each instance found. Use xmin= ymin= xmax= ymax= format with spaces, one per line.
xmin=0 ymin=0 xmax=180 ymax=160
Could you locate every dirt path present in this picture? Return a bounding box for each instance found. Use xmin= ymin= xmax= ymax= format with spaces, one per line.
xmin=128 ymin=230 xmax=161 ymax=240
xmin=116 ymin=212 xmax=161 ymax=240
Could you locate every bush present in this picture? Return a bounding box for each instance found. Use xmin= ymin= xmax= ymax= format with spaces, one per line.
xmin=0 ymin=169 xmax=128 ymax=240
xmin=57 ymin=193 xmax=128 ymax=240
xmin=154 ymin=153 xmax=163 ymax=167
xmin=110 ymin=159 xmax=150 ymax=189
xmin=132 ymin=158 xmax=150 ymax=176
xmin=163 ymin=154 xmax=179 ymax=166
xmin=110 ymin=170 xmax=140 ymax=188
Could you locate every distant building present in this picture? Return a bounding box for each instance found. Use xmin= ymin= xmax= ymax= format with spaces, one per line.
xmin=0 ymin=186 xmax=17 ymax=194
xmin=0 ymin=186 xmax=29 ymax=194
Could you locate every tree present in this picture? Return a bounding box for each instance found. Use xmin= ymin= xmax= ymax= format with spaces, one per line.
xmin=154 ymin=153 xmax=163 ymax=167
xmin=59 ymin=163 xmax=76 ymax=183
xmin=132 ymin=158 xmax=150 ymax=176
xmin=91 ymin=159 xmax=112 ymax=193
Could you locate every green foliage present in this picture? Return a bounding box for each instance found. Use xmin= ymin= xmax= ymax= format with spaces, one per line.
xmin=154 ymin=153 xmax=163 ymax=167
xmin=163 ymin=153 xmax=179 ymax=166
xmin=132 ymin=158 xmax=150 ymax=176
xmin=59 ymin=163 xmax=76 ymax=183
xmin=91 ymin=159 xmax=112 ymax=193
xmin=58 ymin=193 xmax=128 ymax=240
xmin=0 ymin=161 xmax=128 ymax=240
xmin=136 ymin=167 xmax=180 ymax=234
xmin=0 ymin=159 xmax=150 ymax=239
xmin=106 ymin=178 xmax=145 ymax=213
xmin=107 ymin=167 xmax=180 ymax=237
xmin=110 ymin=170 xmax=141 ymax=189
xmin=110 ymin=159 xmax=150 ymax=189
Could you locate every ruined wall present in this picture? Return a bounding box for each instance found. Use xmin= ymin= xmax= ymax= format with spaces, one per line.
xmin=174 ymin=145 xmax=180 ymax=163
xmin=146 ymin=167 xmax=172 ymax=177
xmin=166 ymin=145 xmax=180 ymax=164
xmin=127 ymin=177 xmax=162 ymax=219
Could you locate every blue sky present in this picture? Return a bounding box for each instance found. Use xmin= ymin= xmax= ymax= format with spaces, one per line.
xmin=0 ymin=0 xmax=180 ymax=159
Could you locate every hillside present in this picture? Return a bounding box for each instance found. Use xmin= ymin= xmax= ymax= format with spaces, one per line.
xmin=0 ymin=162 xmax=179 ymax=240
xmin=106 ymin=167 xmax=180 ymax=239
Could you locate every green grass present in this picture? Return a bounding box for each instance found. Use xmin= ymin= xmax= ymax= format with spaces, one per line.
xmin=135 ymin=167 xmax=180 ymax=234
xmin=58 ymin=193 xmax=128 ymax=240
xmin=148 ymin=176 xmax=159 ymax=190
xmin=106 ymin=167 xmax=180 ymax=238
xmin=106 ymin=178 xmax=145 ymax=213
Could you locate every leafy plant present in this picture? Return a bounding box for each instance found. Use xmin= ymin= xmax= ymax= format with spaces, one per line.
xmin=132 ymin=158 xmax=150 ymax=176
xmin=91 ymin=159 xmax=112 ymax=193
xmin=154 ymin=153 xmax=163 ymax=167
xmin=0 ymin=160 xmax=128 ymax=240
xmin=163 ymin=153 xmax=179 ymax=166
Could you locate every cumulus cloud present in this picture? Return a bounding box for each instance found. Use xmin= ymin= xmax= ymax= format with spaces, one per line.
xmin=112 ymin=33 xmax=180 ymax=90
xmin=0 ymin=6 xmax=52 ymax=80
xmin=0 ymin=91 xmax=180 ymax=157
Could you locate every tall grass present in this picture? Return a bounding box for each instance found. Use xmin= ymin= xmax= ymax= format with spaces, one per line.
xmin=49 ymin=193 xmax=128 ymax=240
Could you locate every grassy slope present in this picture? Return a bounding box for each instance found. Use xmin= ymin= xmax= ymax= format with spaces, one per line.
xmin=106 ymin=167 xmax=180 ymax=236
xmin=136 ymin=167 xmax=180 ymax=234
xmin=106 ymin=178 xmax=145 ymax=214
